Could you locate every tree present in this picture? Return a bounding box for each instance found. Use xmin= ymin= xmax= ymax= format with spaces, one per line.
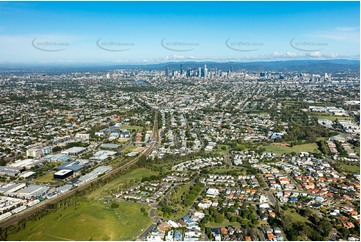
xmin=318 ymin=220 xmax=332 ymax=237
xmin=110 ymin=203 xmax=119 ymax=208
xmin=215 ymin=213 xmax=225 ymax=223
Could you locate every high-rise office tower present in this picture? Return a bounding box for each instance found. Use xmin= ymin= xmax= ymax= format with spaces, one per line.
xmin=180 ymin=64 xmax=183 ymax=75
xmin=165 ymin=66 xmax=169 ymax=76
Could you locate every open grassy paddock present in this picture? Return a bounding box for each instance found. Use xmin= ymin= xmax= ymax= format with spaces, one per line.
xmin=8 ymin=200 xmax=151 ymax=241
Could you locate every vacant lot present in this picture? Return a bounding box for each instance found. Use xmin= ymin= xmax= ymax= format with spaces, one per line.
xmin=33 ymin=172 xmax=56 ymax=184
xmin=8 ymin=200 xmax=151 ymax=241
xmin=264 ymin=143 xmax=318 ymax=155
xmin=122 ymin=145 xmax=138 ymax=154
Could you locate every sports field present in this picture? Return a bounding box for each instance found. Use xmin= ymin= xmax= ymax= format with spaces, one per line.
xmin=264 ymin=143 xmax=318 ymax=155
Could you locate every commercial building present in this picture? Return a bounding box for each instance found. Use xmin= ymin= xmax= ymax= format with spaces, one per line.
xmin=54 ymin=169 xmax=74 ymax=179
xmin=26 ymin=146 xmax=52 ymax=158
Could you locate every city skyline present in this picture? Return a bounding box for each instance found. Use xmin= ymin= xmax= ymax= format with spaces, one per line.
xmin=0 ymin=1 xmax=359 ymax=64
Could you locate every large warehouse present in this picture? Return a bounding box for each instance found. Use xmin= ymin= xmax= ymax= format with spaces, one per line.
xmin=54 ymin=169 xmax=74 ymax=179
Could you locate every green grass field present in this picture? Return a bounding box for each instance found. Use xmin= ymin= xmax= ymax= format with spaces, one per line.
xmin=87 ymin=168 xmax=158 ymax=200
xmin=338 ymin=164 xmax=360 ymax=174
xmin=8 ymin=200 xmax=151 ymax=241
xmin=284 ymin=209 xmax=311 ymax=224
xmin=311 ymin=113 xmax=354 ymax=121
xmin=122 ymin=146 xmax=138 ymax=154
xmin=213 ymin=145 xmax=230 ymax=153
xmin=264 ymin=143 xmax=319 ymax=155
xmin=33 ymin=172 xmax=56 ymax=184
xmin=119 ymin=125 xmax=144 ymax=131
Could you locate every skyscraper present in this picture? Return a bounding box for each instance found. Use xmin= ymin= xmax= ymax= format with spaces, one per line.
xmin=165 ymin=66 xmax=169 ymax=76
xmin=180 ymin=64 xmax=183 ymax=75
xmin=186 ymin=69 xmax=191 ymax=78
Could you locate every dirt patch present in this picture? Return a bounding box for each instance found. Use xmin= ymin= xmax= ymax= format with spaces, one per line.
xmin=273 ymin=143 xmax=291 ymax=147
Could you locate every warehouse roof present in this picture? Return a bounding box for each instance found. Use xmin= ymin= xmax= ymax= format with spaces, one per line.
xmin=54 ymin=169 xmax=73 ymax=176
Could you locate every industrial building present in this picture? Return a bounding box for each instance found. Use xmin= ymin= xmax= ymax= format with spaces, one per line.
xmin=61 ymin=147 xmax=87 ymax=155
xmin=56 ymin=184 xmax=73 ymax=193
xmin=16 ymin=185 xmax=49 ymax=199
xmin=0 ymin=183 xmax=26 ymax=196
xmin=90 ymin=150 xmax=117 ymax=161
xmin=100 ymin=143 xmax=120 ymax=150
xmin=77 ymin=166 xmax=112 ymax=184
xmin=44 ymin=154 xmax=70 ymax=163
xmin=56 ymin=160 xmax=90 ymax=172
xmin=0 ymin=166 xmax=21 ymax=177
xmin=8 ymin=159 xmax=43 ymax=170
xmin=54 ymin=169 xmax=74 ymax=179
xmin=19 ymin=171 xmax=36 ymax=179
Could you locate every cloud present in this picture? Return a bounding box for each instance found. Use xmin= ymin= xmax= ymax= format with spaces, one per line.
xmin=164 ymin=55 xmax=199 ymax=60
xmin=270 ymin=51 xmax=299 ymax=58
xmin=308 ymin=27 xmax=360 ymax=41
xmin=336 ymin=26 xmax=359 ymax=32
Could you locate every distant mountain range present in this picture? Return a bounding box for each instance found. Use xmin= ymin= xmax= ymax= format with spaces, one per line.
xmin=0 ymin=59 xmax=359 ymax=74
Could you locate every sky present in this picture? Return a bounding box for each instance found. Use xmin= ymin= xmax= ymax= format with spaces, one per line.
xmin=0 ymin=1 xmax=359 ymax=64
